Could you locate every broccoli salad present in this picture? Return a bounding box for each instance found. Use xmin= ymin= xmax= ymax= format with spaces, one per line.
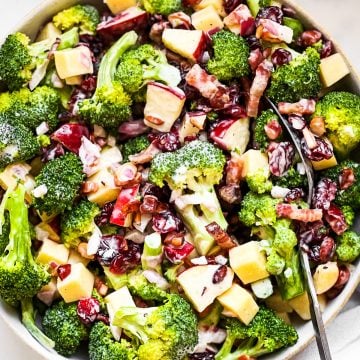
xmin=0 ymin=0 xmax=359 ymax=359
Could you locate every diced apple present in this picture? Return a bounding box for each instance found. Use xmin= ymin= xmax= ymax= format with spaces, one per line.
xmin=87 ymin=146 xmax=123 ymax=177
xmin=54 ymin=46 xmax=93 ymax=79
xmin=288 ymin=291 xmax=311 ymax=320
xmin=162 ymin=29 xmax=206 ymax=62
xmin=194 ymin=0 xmax=226 ymax=17
xmin=104 ymin=0 xmax=137 ymax=14
xmin=87 ymin=167 xmax=121 ymax=206
xmin=37 ymin=278 xmax=59 ymax=306
xmin=191 ymin=6 xmax=224 ymax=32
xmin=177 ymin=265 xmax=234 ymax=312
xmin=68 ymin=250 xmax=90 ymax=267
xmin=36 ymin=239 xmax=69 ymax=266
xmin=57 ymin=263 xmax=95 ymax=303
xmin=224 ymin=4 xmax=255 ymax=36
xmin=229 ymin=241 xmax=269 ymax=284
xmin=35 ymin=222 xmax=60 ymax=242
xmin=144 ymin=82 xmax=186 ymax=132
xmin=217 ymin=284 xmax=259 ymax=325
xmin=240 ymin=149 xmax=269 ymax=179
xmin=36 ymin=22 xmax=61 ymax=42
xmin=317 ymin=293 xmax=327 ymax=312
xmin=265 ymin=290 xmax=293 ymax=313
xmin=221 ymin=118 xmax=250 ymax=154
xmin=313 ymin=261 xmax=339 ymax=295
xmin=320 ymin=53 xmax=350 ymax=88
xmin=311 ymin=155 xmax=337 ymax=171
xmin=65 ymin=75 xmax=83 ymax=85
xmin=178 ymin=112 xmax=206 ymax=143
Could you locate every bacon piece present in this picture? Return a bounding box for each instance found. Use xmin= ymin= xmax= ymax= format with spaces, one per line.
xmin=128 ymin=142 xmax=161 ymax=164
xmin=278 ymin=99 xmax=317 ymax=115
xmin=256 ymin=19 xmax=293 ymax=43
xmin=218 ymin=184 xmax=242 ymax=204
xmin=276 ymin=203 xmax=323 ymax=222
xmin=248 ymin=48 xmax=264 ymax=72
xmin=205 ymin=222 xmax=237 ymax=249
xmin=339 ymin=168 xmax=355 ymax=190
xmin=247 ymin=60 xmax=273 ymax=118
xmin=185 ymin=64 xmax=230 ymax=108
xmin=225 ymin=153 xmax=243 ymax=184
xmin=224 ymin=4 xmax=255 ymax=37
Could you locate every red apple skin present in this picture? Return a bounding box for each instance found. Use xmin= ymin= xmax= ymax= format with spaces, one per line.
xmin=193 ymin=31 xmax=207 ymax=62
xmin=147 ymin=82 xmax=186 ymax=100
xmin=209 ymin=119 xmax=237 ymax=150
xmin=97 ymin=7 xmax=148 ymax=39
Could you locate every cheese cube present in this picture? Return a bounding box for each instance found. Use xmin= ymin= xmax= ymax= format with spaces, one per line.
xmin=104 ymin=0 xmax=137 ymax=14
xmin=313 ymin=261 xmax=339 ymax=295
xmin=217 ymin=284 xmax=259 ymax=325
xmin=36 ymin=239 xmax=69 ymax=266
xmin=191 ymin=6 xmax=224 ymax=32
xmin=65 ymin=75 xmax=83 ymax=85
xmin=55 ymin=46 xmax=93 ymax=79
xmin=57 ymin=263 xmax=95 ymax=303
xmin=240 ymin=150 xmax=269 ymax=178
xmin=229 ymin=241 xmax=269 ymax=284
xmin=194 ymin=0 xmax=226 ymax=17
xmin=36 ymin=22 xmax=61 ymax=42
xmin=311 ymin=155 xmax=337 ymax=171
xmin=288 ymin=291 xmax=311 ymax=320
xmin=35 ymin=222 xmax=60 ymax=242
xmin=68 ymin=250 xmax=90 ymax=267
xmin=320 ymin=53 xmax=350 ymax=88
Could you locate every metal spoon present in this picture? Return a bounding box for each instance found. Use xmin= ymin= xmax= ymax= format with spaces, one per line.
xmin=266 ymin=97 xmax=332 ymax=360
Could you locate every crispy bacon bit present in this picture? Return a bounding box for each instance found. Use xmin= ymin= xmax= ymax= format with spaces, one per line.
xmin=113 ymin=163 xmax=139 ymax=186
xmin=168 ymin=12 xmax=191 ymax=29
xmin=218 ymin=184 xmax=242 ymax=204
xmin=94 ymin=277 xmax=109 ymax=296
xmin=164 ymin=231 xmax=185 ymax=247
xmin=278 ymin=99 xmax=316 ymax=115
xmin=247 ymin=60 xmax=273 ymax=118
xmin=223 ymin=4 xmax=255 ymax=37
xmin=276 ymin=203 xmax=323 ymax=222
xmin=310 ymin=116 xmax=326 ymax=136
xmin=264 ymin=119 xmax=282 ymax=140
xmin=225 ymin=153 xmax=243 ymax=184
xmin=185 ymin=64 xmax=230 ymax=109
xmin=324 ymin=203 xmax=348 ymax=235
xmin=128 ymin=142 xmax=161 ymax=164
xmin=248 ymin=48 xmax=264 ymax=72
xmin=339 ymin=168 xmax=355 ymax=190
xmin=205 ymin=222 xmax=236 ymax=249
xmin=212 ymin=265 xmax=228 ymax=284
xmin=256 ymin=19 xmax=293 ymax=44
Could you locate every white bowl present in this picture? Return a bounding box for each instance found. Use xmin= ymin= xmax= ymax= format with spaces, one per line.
xmin=0 ymin=1 xmax=359 ymax=359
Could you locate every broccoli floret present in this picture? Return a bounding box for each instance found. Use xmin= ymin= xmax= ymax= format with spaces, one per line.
xmin=33 ymin=153 xmax=84 ymax=216
xmin=0 ymin=184 xmax=50 ymax=306
xmin=142 ymin=0 xmax=183 ymax=15
xmin=215 ymin=306 xmax=298 ymax=359
xmin=60 ymin=199 xmax=100 ymax=249
xmin=113 ymin=293 xmax=198 ymax=360
xmin=239 ymin=192 xmax=280 ymax=227
xmin=341 ymin=205 xmax=355 ymax=227
xmin=89 ymin=321 xmax=138 ymax=360
xmin=206 ymin=30 xmax=250 ymax=81
xmin=79 ymin=31 xmax=136 ymax=129
xmin=116 ymin=44 xmax=181 ymax=95
xmin=246 ymin=168 xmax=273 ymax=194
xmin=53 ymin=5 xmax=100 ymax=35
xmin=267 ymin=47 xmax=321 ymax=103
xmin=336 ymin=231 xmax=360 ymax=263
xmin=254 ymin=110 xmax=280 ymax=151
xmin=149 ymin=140 xmax=227 ymax=255
xmin=323 ymin=160 xmax=360 ymax=209
xmin=42 ymin=300 xmax=88 ymax=357
xmin=122 ymin=135 xmax=150 ymax=162
xmin=0 ymin=86 xmax=60 ymax=131
xmin=313 ymin=91 xmax=360 ymax=158
xmin=273 ymin=166 xmax=307 ymax=189
xmin=265 ymin=250 xmax=286 ymax=275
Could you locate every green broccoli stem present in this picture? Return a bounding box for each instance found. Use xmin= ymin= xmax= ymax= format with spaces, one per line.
xmin=142 ymin=234 xmax=163 ymax=273
xmin=97 ymin=31 xmax=138 ymax=89
xmin=224 ymin=337 xmax=272 ymax=360
xmin=57 ymin=27 xmax=80 ymax=50
xmin=215 ymin=335 xmax=236 ymax=360
xmin=21 ymin=298 xmax=55 ymax=349
xmin=143 ymin=61 xmax=181 ymax=88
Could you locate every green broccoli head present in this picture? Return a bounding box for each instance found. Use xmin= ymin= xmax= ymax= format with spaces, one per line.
xmin=254 ymin=110 xmax=281 ymax=151
xmin=272 ymin=219 xmax=297 ymax=259
xmin=273 ymin=166 xmax=307 ymax=189
xmin=341 ymin=205 xmax=355 ymax=227
xmin=114 ymin=294 xmax=198 ymax=360
xmin=121 ymin=135 xmax=150 ymax=162
xmin=60 ymin=199 xmax=100 ymax=249
xmin=42 ymin=301 xmax=88 ymax=357
xmin=216 ymin=306 xmax=298 ymax=359
xmin=142 ymin=0 xmax=183 ymax=15
xmin=267 ymin=47 xmax=321 ymax=103
xmin=89 ymin=321 xmax=138 ymax=360
xmin=266 ymin=249 xmax=286 ymax=275
xmin=246 ymin=167 xmax=273 ymax=194
xmin=79 ymin=31 xmax=137 ymax=129
xmin=0 ymin=121 xmax=40 ymax=169
xmin=313 ymin=91 xmax=360 ymax=158
xmin=207 ymin=30 xmax=250 ymax=81
xmin=53 ymin=5 xmax=100 ymax=35
xmin=0 ymin=184 xmax=50 ymax=306
xmin=336 ymin=231 xmax=360 ymax=263
xmin=33 ymin=153 xmax=84 ymax=216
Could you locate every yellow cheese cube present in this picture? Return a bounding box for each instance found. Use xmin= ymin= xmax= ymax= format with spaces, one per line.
xmin=68 ymin=250 xmax=90 ymax=267
xmin=240 ymin=149 xmax=269 ymax=178
xmin=288 ymin=292 xmax=311 ymax=320
xmin=320 ymin=53 xmax=350 ymax=88
xmin=104 ymin=0 xmax=137 ymax=14
xmin=229 ymin=241 xmax=269 ymax=284
xmin=36 ymin=22 xmax=61 ymax=42
xmin=313 ymin=261 xmax=339 ymax=295
xmin=217 ymin=284 xmax=259 ymax=325
xmin=55 ymin=46 xmax=93 ymax=79
xmin=311 ymin=155 xmax=337 ymax=171
xmin=35 ymin=222 xmax=60 ymax=242
xmin=191 ymin=6 xmax=224 ymax=31
xmin=57 ymin=263 xmax=95 ymax=303
xmin=36 ymin=239 xmax=69 ymax=266
xmin=194 ymin=0 xmax=226 ymax=17
xmin=65 ymin=75 xmax=83 ymax=85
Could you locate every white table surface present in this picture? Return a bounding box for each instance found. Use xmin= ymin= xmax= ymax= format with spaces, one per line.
xmin=0 ymin=0 xmax=359 ymax=359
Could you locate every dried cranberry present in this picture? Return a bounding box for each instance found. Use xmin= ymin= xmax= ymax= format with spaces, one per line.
xmin=79 ymin=75 xmax=97 ymax=93
xmin=271 ymin=48 xmax=292 ymax=67
xmin=298 ymin=221 xmax=328 ymax=247
xmin=319 ymin=236 xmax=336 ymax=263
xmin=57 ymin=264 xmax=71 ymax=281
xmin=79 ymin=34 xmax=106 ymax=59
xmin=213 ymin=265 xmax=228 ymax=284
xmin=281 ymin=5 xmax=297 ymax=17
xmin=152 ymin=211 xmax=182 ymax=234
xmin=324 ymin=203 xmax=348 ymax=235
xmin=189 ymin=352 xmax=215 ymax=360
xmin=284 ymin=188 xmax=305 ymax=203
xmin=140 ymin=195 xmax=159 ymax=214
xmin=141 ymin=183 xmax=171 ymax=203
xmin=246 ymin=35 xmax=262 ymax=51
xmin=77 ymin=298 xmax=100 ymax=325
xmin=150 ymin=132 xmax=181 ymax=152
xmin=109 ymin=241 xmax=141 ymax=274
xmin=308 ymin=244 xmax=320 ymax=262
xmin=96 ymin=235 xmax=127 ymax=266
xmin=312 ymin=178 xmax=337 ymax=210
xmin=268 ymin=141 xmax=295 ymax=176
xmin=301 ymin=137 xmax=334 ymax=162
xmin=164 ymin=241 xmax=194 ymax=264
xmin=297 ymin=30 xmax=322 ymax=47
xmin=339 ymin=168 xmax=355 ymax=190
xmin=255 ymin=6 xmax=283 ymax=26
xmin=288 ymin=114 xmax=306 ymax=131
xmin=118 ymin=120 xmax=149 ymax=141
xmin=96 ymin=313 xmax=110 ymax=325
xmin=320 ymin=40 xmax=333 ymax=59
xmin=95 ymin=202 xmax=115 ymax=226
xmin=218 ymin=184 xmax=242 ymax=204
xmin=41 ymin=142 xmax=65 ymax=162
xmin=333 ymin=265 xmax=350 ymax=289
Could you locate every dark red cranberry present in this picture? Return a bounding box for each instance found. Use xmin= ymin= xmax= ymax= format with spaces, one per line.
xmin=212 ymin=265 xmax=228 ymax=284
xmin=284 ymin=188 xmax=305 ymax=203
xmin=96 ymin=235 xmax=127 ymax=266
xmin=224 ymin=0 xmax=243 ymax=14
xmin=281 ymin=5 xmax=297 ymax=17
xmin=301 ymin=137 xmax=334 ymax=162
xmin=297 ymin=30 xmax=322 ymax=47
xmin=333 ymin=265 xmax=350 ymax=289
xmin=141 ymin=183 xmax=171 ymax=203
xmin=288 ymin=114 xmax=306 ymax=130
xmin=140 ymin=195 xmax=159 ymax=214
xmin=255 ymin=6 xmax=284 ymax=26
xmin=298 ymin=221 xmax=328 ymax=247
xmin=41 ymin=142 xmax=65 ymax=162
xmin=164 ymin=241 xmax=195 ymax=264
xmin=95 ymin=202 xmax=115 ymax=226
xmin=79 ymin=75 xmax=97 ymax=93
xmin=308 ymin=244 xmax=320 ymax=262
xmin=271 ymin=48 xmax=293 ymax=67
xmin=118 ymin=120 xmax=149 ymax=141
xmin=152 ymin=211 xmax=183 ymax=234
xmin=189 ymin=352 xmax=215 ymax=360
xmin=268 ymin=141 xmax=295 ymax=176
xmin=57 ymin=264 xmax=71 ymax=281
xmin=149 ymin=132 xmax=181 ymax=152
xmin=324 ymin=203 xmax=348 ymax=235
xmin=339 ymin=168 xmax=355 ymax=190
xmin=320 ymin=40 xmax=333 ymax=59
xmin=96 ymin=313 xmax=110 ymax=325
xmin=312 ymin=178 xmax=337 ymax=210
xmin=109 ymin=241 xmax=141 ymax=274
xmin=246 ymin=35 xmax=262 ymax=51
xmin=319 ymin=236 xmax=336 ymax=263
xmin=77 ymin=298 xmax=100 ymax=325
xmin=79 ymin=34 xmax=106 ymax=59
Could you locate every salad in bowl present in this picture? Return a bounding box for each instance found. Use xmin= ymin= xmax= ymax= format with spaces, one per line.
xmin=0 ymin=0 xmax=359 ymax=359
